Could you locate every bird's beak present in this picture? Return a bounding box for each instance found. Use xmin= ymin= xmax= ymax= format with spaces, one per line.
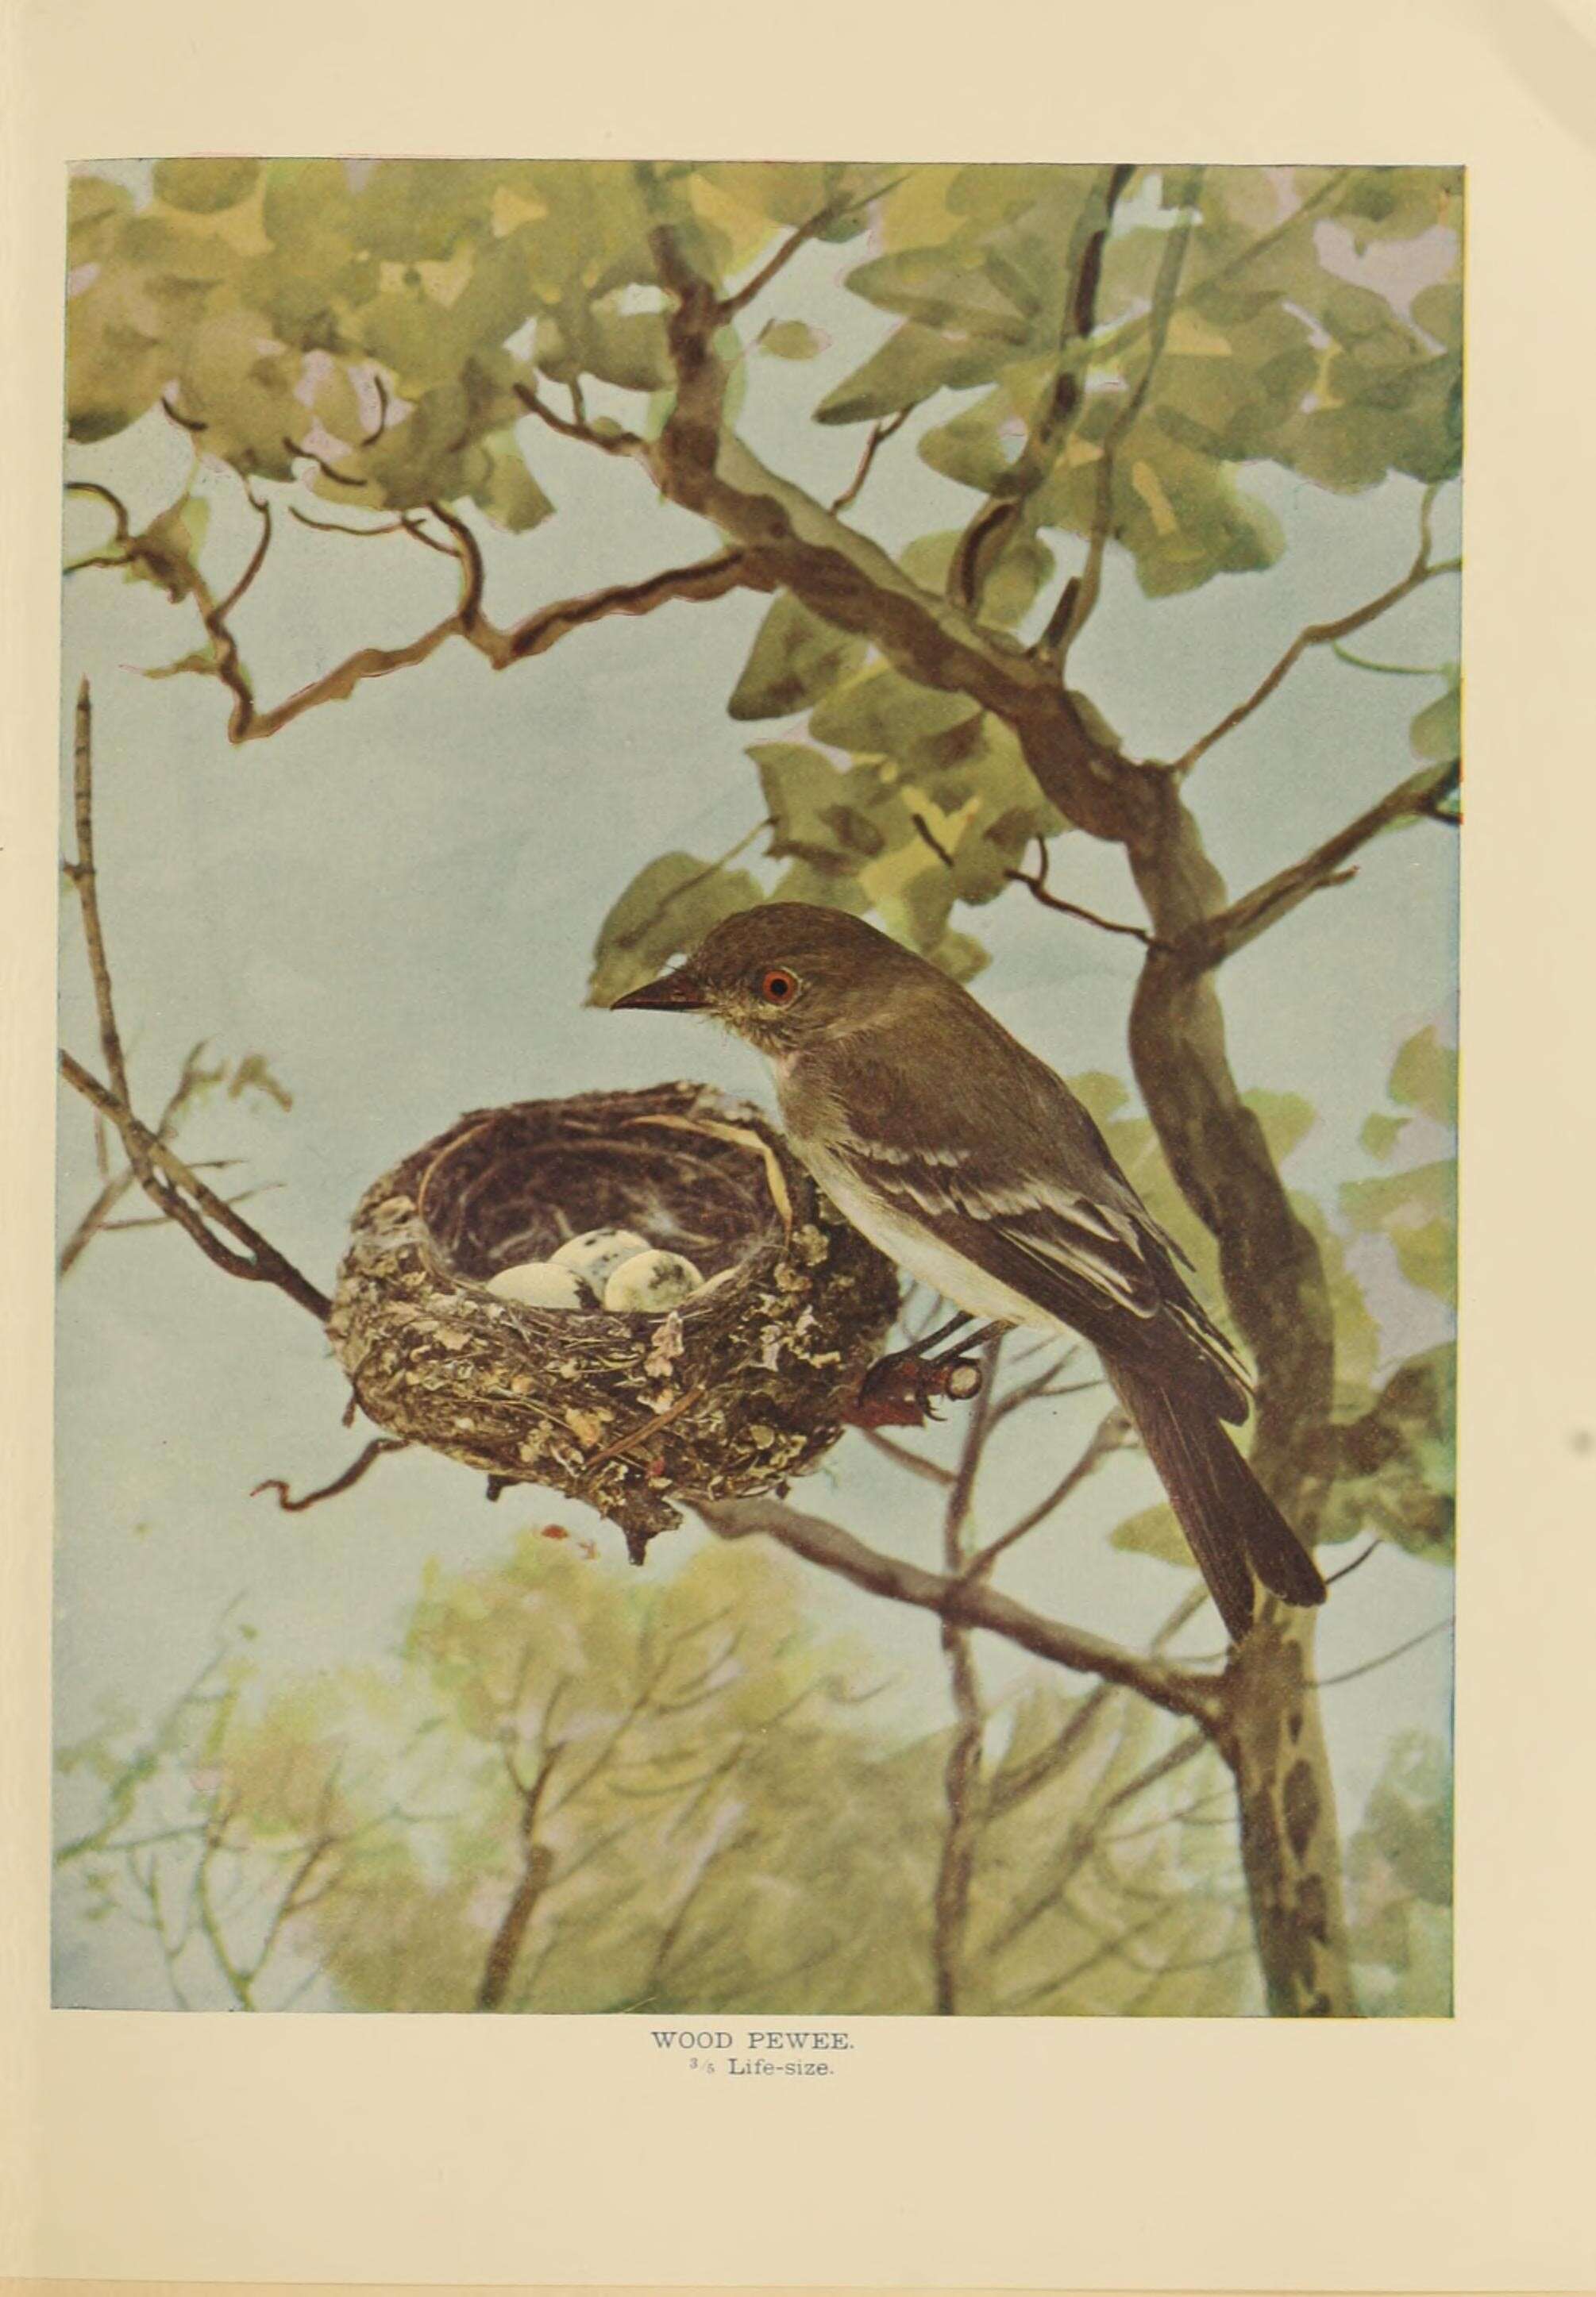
xmin=611 ymin=967 xmax=710 ymax=1013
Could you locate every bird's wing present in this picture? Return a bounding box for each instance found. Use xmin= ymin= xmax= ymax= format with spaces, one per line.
xmin=824 ymin=1127 xmax=1251 ymax=1419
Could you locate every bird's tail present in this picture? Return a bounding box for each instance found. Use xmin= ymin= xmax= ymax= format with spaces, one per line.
xmin=1108 ymin=1363 xmax=1328 ymax=1646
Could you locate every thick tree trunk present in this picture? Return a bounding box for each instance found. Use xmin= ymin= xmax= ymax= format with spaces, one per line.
xmin=1220 ymin=1612 xmax=1353 ymax=2014
xmin=476 ymin=1840 xmax=553 ymax=2012
xmin=1128 ymin=784 xmax=1355 ymax=2017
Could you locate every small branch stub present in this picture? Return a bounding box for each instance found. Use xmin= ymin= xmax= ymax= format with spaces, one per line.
xmin=327 ymin=1083 xmax=900 ymax=1561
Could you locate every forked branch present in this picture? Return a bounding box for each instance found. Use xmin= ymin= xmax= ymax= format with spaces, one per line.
xmin=1174 ymin=484 xmax=1461 ymax=775
xmin=64 ymin=477 xmax=767 ymax=743
xmin=1185 ymin=755 xmax=1462 ymax=969
xmin=59 ymin=684 xmax=332 ymax=1324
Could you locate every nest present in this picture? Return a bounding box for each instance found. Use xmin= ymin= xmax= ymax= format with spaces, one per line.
xmin=327 ymin=1081 xmax=901 ymax=1559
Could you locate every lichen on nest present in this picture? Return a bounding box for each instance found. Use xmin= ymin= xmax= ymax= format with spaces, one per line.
xmin=327 ymin=1081 xmax=900 ymax=1560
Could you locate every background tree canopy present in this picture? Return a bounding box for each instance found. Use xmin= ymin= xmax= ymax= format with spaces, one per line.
xmin=56 ymin=158 xmax=1459 ymax=2017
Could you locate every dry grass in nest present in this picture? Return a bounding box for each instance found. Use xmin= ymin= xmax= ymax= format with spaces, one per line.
xmin=328 ymin=1081 xmax=900 ymax=1559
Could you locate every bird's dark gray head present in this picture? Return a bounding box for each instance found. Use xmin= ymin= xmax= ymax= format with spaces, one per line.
xmin=611 ymin=902 xmax=935 ymax=1054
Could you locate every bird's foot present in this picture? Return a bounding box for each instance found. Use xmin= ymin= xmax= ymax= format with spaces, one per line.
xmin=847 ymin=1320 xmax=1012 ymax=1429
xmin=847 ymin=1345 xmax=986 ymax=1428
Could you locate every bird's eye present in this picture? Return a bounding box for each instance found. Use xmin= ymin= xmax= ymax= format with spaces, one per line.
xmin=760 ymin=967 xmax=798 ymax=1005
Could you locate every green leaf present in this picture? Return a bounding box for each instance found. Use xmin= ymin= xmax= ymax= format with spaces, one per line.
xmin=1411 ymin=281 xmax=1463 ymax=351
xmin=1409 ymin=673 xmax=1460 ymax=764
xmin=1359 ymin=1112 xmax=1409 ymax=1162
xmin=757 ymin=320 xmax=824 ymax=361
xmin=926 ymin=927 xmax=990 ymax=983
xmin=228 ymin=1054 xmax=294 ymax=1112
xmin=729 ymin=599 xmax=867 ymax=721
xmin=1109 ymin=1500 xmax=1196 ymax=1570
xmin=468 ymin=434 xmax=555 ymax=533
xmin=843 ymin=246 xmax=1037 ymax=343
xmin=1388 ymin=1026 xmax=1457 ymax=1127
xmin=68 ymin=173 xmax=133 ymax=265
xmin=816 ymin=323 xmax=1007 ymax=426
xmin=125 ymin=497 xmax=210 ymax=603
xmin=1341 ymin=1162 xmax=1457 ymax=1303
xmin=1317 ymin=1347 xmax=1455 ymax=1562
xmin=1334 ymin=167 xmax=1462 ymax=249
xmin=154 ymin=160 xmax=263 ymax=214
xmin=808 ymin=666 xmax=981 ymax=768
xmin=750 ymin=742 xmax=851 ymax=869
xmin=900 ymin=528 xmax=1057 ymax=633
xmin=588 ymin=851 xmax=764 ymax=1007
xmin=1243 ymin=1089 xmax=1316 ymax=1164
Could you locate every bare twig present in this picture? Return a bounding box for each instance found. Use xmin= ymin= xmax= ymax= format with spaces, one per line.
xmin=215 ymin=488 xmax=273 ymax=621
xmin=1311 ymin=1616 xmax=1451 ymax=1690
xmin=1175 ymin=484 xmax=1460 ymax=774
xmin=1046 ymin=167 xmax=1353 ymax=394
xmin=829 ymin=407 xmax=914 ymax=513
xmin=285 ymin=436 xmax=371 ymax=489
xmin=859 ymin=1428 xmax=957 ymax=1489
xmin=963 ymin=1407 xmax=1131 ymax=1581
xmin=161 ymin=391 xmax=209 ymax=435
xmin=717 ymin=172 xmax=908 ymax=322
xmin=59 ymin=1050 xmax=330 ymax=1324
xmin=1324 ymin=1538 xmax=1382 ymax=1587
xmin=1003 ymin=834 xmax=1168 ymax=950
xmin=287 ymin=506 xmax=409 ymax=540
xmin=1186 ymin=756 xmax=1461 ymax=969
xmin=59 ymin=1040 xmax=222 ymax=1277
xmin=928 ymin=1341 xmax=1004 ymax=2013
xmin=1332 ymin=643 xmax=1448 ymax=678
xmin=65 ymin=478 xmax=132 ymax=544
xmin=512 ymin=378 xmax=645 ymax=458
xmin=251 ymin=1438 xmax=411 ymax=1513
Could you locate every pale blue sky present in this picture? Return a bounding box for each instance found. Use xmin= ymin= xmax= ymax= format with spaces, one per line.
xmin=54 ymin=191 xmax=1459 ymax=2008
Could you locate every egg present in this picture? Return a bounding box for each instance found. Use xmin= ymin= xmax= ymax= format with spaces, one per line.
xmin=549 ymin=1227 xmax=653 ymax=1291
xmin=602 ymin=1249 xmax=705 ymax=1314
xmin=485 ymin=1260 xmax=596 ymax=1311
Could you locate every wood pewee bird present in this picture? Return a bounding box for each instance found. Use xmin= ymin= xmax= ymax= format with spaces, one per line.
xmin=614 ymin=902 xmax=1326 ymax=1642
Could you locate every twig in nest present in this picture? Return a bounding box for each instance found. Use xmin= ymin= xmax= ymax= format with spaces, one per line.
xmin=252 ymin=1437 xmax=410 ymax=1513
xmin=626 ymin=1114 xmax=794 ymax=1234
xmin=584 ymin=1385 xmax=707 ymax=1472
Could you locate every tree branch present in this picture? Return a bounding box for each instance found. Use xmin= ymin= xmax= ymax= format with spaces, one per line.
xmin=59 ymin=1046 xmax=250 ymax=1278
xmin=64 ymin=480 xmax=765 ymax=742
xmin=641 ymin=214 xmax=1158 ymax=847
xmin=1183 ymin=756 xmax=1461 ymax=969
xmin=859 ymin=1427 xmax=956 ymax=1488
xmin=1002 ymin=834 xmax=1168 ymax=950
xmin=1174 ymin=486 xmax=1461 ymax=774
xmin=1043 ymin=166 xmax=1205 ymax=665
xmin=59 ymin=707 xmax=330 ymax=1320
xmin=251 ymin=1437 xmax=410 ymax=1513
xmin=717 ymin=171 xmax=909 ymax=322
xmin=829 ymin=407 xmax=914 ymax=514
xmin=61 ymin=1052 xmax=332 ymax=1322
xmin=963 ymin=1406 xmax=1131 ymax=1582
xmin=695 ymin=1492 xmax=1222 ymax=1728
xmin=512 ymin=378 xmax=645 ymax=458
xmin=948 ymin=163 xmax=1135 ymax=616
xmin=1310 ymin=1615 xmax=1451 ymax=1690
